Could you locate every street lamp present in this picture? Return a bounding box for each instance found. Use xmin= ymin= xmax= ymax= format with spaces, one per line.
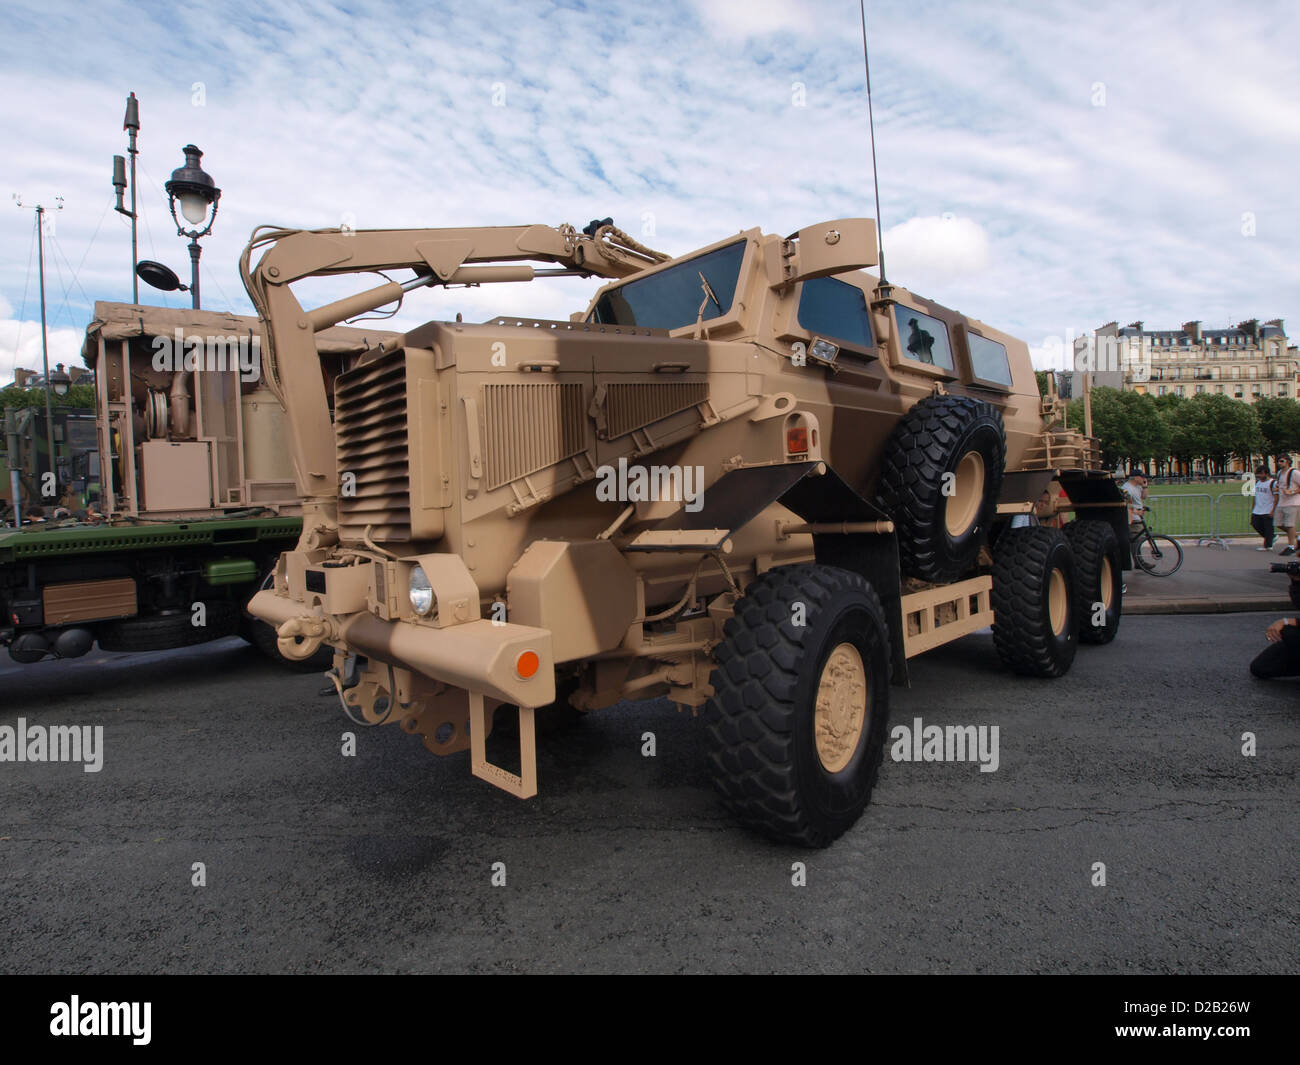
xmin=163 ymin=145 xmax=220 ymax=310
xmin=49 ymin=364 xmax=71 ymax=397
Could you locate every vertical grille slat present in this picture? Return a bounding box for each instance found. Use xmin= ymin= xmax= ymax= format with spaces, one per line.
xmin=335 ymin=349 xmax=412 ymax=542
xmin=482 ymin=382 xmax=585 ymax=492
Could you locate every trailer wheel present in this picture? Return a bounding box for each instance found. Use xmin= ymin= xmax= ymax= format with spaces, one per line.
xmin=1063 ymin=520 xmax=1123 ymax=645
xmin=703 ymin=564 xmax=891 ymax=848
xmin=98 ymin=600 xmax=239 ymax=653
xmin=991 ymin=526 xmax=1077 ymax=677
xmin=876 ymin=394 xmax=1005 ymax=583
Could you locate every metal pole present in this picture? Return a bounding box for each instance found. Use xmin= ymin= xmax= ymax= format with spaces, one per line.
xmin=36 ymin=206 xmax=57 ymax=499
xmin=188 ymin=237 xmax=201 ymax=310
xmin=128 ymin=125 xmax=139 ymax=304
xmin=4 ymin=409 xmax=21 ymax=525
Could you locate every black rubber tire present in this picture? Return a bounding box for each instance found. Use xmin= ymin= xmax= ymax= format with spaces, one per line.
xmin=703 ymin=563 xmax=891 ymax=848
xmin=98 ymin=600 xmax=239 ymax=653
xmin=876 ymin=393 xmax=1006 ymax=583
xmin=991 ymin=526 xmax=1078 ymax=677
xmin=1063 ymin=520 xmax=1123 ymax=645
xmin=1135 ymin=533 xmax=1183 ymax=577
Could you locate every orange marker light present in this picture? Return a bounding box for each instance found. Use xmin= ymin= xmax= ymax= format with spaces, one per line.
xmin=787 ymin=426 xmax=809 ymax=454
xmin=515 ymin=650 xmax=540 ymax=679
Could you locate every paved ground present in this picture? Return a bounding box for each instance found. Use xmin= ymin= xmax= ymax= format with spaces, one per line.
xmin=1124 ymin=536 xmax=1296 ymax=613
xmin=1 ymin=612 xmax=1295 ymax=975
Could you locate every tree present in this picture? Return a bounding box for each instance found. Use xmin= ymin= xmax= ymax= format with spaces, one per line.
xmin=0 ymin=384 xmax=94 ymax=411
xmin=1163 ymin=393 xmax=1261 ymax=475
xmin=1252 ymin=397 xmax=1300 ymax=461
xmin=1035 ymin=370 xmax=1051 ymax=396
xmin=1064 ymin=386 xmax=1167 ymax=470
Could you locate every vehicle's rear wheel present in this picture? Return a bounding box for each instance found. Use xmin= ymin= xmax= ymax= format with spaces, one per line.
xmin=703 ymin=563 xmax=891 ymax=848
xmin=991 ymin=526 xmax=1078 ymax=677
xmin=876 ymin=394 xmax=1006 ymax=583
xmin=98 ymin=599 xmax=239 ymax=653
xmin=1063 ymin=519 xmax=1123 ymax=644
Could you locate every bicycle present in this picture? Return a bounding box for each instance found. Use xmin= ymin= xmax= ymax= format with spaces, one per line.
xmin=1129 ymin=510 xmax=1184 ymax=577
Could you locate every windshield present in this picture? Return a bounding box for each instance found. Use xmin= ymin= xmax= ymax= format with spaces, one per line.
xmin=589 ymin=241 xmax=746 ymax=329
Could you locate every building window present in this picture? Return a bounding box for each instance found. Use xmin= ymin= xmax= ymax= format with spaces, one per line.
xmin=1215 ymin=385 xmax=1223 ymax=393
xmin=1159 ymin=385 xmax=1167 ymax=395
xmin=1196 ymin=385 xmax=1205 ymax=393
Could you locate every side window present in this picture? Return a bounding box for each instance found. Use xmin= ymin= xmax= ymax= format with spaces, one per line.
xmin=967 ymin=332 xmax=1012 ymax=385
xmin=797 ymin=277 xmax=873 ymax=351
xmin=893 ymin=305 xmax=954 ymax=370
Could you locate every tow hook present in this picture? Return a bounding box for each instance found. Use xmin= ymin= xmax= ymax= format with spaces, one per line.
xmin=276 ymin=614 xmax=336 ymax=660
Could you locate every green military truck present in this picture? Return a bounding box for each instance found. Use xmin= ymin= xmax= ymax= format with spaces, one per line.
xmin=0 ymin=302 xmax=397 ymax=666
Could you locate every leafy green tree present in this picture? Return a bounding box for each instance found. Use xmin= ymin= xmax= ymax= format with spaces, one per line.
xmin=1252 ymin=397 xmax=1300 ymax=461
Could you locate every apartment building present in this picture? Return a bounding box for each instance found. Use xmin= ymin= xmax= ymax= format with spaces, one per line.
xmin=1069 ymin=319 xmax=1297 ymax=404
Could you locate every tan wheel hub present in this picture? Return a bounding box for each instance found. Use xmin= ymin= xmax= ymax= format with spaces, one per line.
xmin=945 ymin=451 xmax=986 ymax=537
xmin=1100 ymin=557 xmax=1114 ymax=610
xmin=1048 ymin=567 xmax=1068 ymax=635
xmin=814 ymin=642 xmax=868 ymax=773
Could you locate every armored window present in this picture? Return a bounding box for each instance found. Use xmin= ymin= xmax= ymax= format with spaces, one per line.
xmin=797 ymin=277 xmax=873 ymax=351
xmin=892 ymin=305 xmax=954 ymax=370
xmin=967 ymin=331 xmax=1012 ymax=385
xmin=589 ymin=241 xmax=746 ymax=330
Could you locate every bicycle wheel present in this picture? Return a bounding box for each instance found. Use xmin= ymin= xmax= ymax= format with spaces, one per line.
xmin=1135 ymin=534 xmax=1183 ymax=576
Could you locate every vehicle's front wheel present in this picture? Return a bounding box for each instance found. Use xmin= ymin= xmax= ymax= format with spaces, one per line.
xmin=703 ymin=564 xmax=892 ymax=848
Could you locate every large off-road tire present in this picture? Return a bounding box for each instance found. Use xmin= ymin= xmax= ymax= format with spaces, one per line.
xmin=703 ymin=564 xmax=891 ymax=848
xmin=876 ymin=394 xmax=1005 ymax=583
xmin=1063 ymin=519 xmax=1123 ymax=645
xmin=98 ymin=600 xmax=239 ymax=653
xmin=991 ymin=527 xmax=1078 ymax=677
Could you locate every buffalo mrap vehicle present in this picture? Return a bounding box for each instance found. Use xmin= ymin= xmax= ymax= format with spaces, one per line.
xmin=243 ymin=218 xmax=1126 ymax=845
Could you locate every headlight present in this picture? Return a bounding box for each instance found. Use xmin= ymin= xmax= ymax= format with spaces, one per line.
xmin=409 ymin=565 xmax=435 ymax=617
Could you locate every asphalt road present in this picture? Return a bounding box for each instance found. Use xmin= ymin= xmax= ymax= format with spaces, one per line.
xmin=0 ymin=614 xmax=1296 ymax=975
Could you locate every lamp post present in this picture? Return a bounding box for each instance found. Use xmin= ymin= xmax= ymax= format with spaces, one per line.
xmin=163 ymin=145 xmax=220 ymax=310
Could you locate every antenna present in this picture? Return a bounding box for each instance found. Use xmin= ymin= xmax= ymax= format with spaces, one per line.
xmin=14 ymin=195 xmax=65 ymax=491
xmin=859 ymin=0 xmax=889 ymax=294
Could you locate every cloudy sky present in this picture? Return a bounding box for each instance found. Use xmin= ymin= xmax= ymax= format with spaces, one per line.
xmin=1 ymin=0 xmax=1296 ymax=380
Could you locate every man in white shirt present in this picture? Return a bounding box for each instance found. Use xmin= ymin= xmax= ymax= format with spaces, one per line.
xmin=1275 ymin=455 xmax=1300 ymax=556
xmin=1250 ymin=464 xmax=1278 ymax=550
xmin=1121 ymin=469 xmax=1149 ymax=532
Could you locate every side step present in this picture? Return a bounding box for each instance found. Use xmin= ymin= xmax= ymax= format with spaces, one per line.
xmin=468 ymin=692 xmax=538 ymax=799
xmin=900 ymin=575 xmax=994 ymax=658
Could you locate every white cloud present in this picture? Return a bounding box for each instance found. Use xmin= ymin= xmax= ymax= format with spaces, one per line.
xmin=882 ymin=215 xmax=991 ymax=286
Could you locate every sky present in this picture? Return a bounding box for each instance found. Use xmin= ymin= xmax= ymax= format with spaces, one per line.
xmin=1 ymin=0 xmax=1297 ymax=381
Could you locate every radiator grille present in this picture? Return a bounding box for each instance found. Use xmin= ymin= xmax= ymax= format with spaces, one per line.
xmin=604 ymin=381 xmax=707 ymax=439
xmin=482 ymin=382 xmax=586 ymax=491
xmin=335 ymin=349 xmax=411 ymax=541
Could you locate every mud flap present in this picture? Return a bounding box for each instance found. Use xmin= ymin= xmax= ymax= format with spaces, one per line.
xmin=469 ymin=691 xmax=538 ymax=799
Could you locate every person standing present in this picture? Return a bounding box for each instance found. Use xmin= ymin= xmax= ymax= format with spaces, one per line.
xmin=1251 ymin=464 xmax=1278 ymax=551
xmin=1121 ymin=468 xmax=1149 ymax=533
xmin=1275 ymin=455 xmax=1300 ymax=556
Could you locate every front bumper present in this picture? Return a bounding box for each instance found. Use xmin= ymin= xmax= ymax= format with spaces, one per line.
xmin=249 ymin=588 xmax=556 ymax=707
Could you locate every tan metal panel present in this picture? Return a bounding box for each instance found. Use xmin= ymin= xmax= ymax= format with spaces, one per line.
xmin=42 ymin=578 xmax=137 ymax=626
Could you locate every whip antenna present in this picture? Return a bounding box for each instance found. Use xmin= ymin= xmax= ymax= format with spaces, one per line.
xmin=859 ymin=0 xmax=888 ymax=288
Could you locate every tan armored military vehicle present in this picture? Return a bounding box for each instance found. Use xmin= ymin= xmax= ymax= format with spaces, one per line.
xmin=242 ymin=218 xmax=1126 ymax=846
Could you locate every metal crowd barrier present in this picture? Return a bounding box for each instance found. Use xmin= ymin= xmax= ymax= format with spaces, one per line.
xmin=1145 ymin=493 xmax=1225 ymax=548
xmin=1145 ymin=488 xmax=1274 ymax=550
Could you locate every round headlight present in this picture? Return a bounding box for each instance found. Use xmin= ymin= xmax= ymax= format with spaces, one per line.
xmin=409 ymin=565 xmax=435 ymax=616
